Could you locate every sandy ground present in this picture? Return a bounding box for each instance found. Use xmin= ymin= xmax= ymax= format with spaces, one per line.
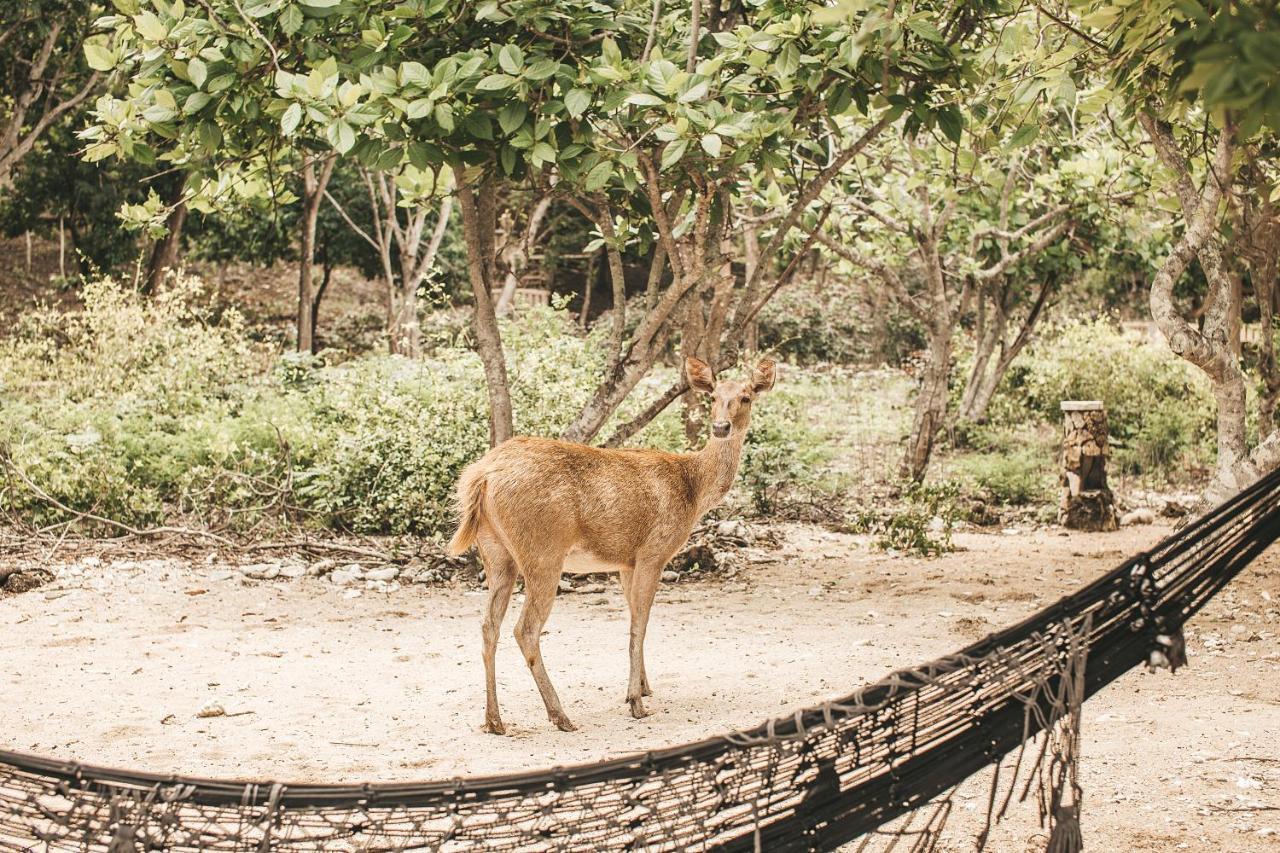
xmin=2 ymin=522 xmax=1278 ymax=850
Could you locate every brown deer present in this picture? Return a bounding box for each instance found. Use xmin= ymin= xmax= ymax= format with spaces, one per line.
xmin=447 ymin=356 xmax=777 ymax=733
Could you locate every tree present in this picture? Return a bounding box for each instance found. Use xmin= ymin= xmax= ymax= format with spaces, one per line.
xmin=0 ymin=3 xmax=101 ymax=190
xmin=1069 ymin=0 xmax=1280 ymax=497
xmin=326 ymin=163 xmax=454 ymax=357
xmin=554 ymin=0 xmax=991 ymax=447
xmin=818 ymin=122 xmax=1085 ymax=480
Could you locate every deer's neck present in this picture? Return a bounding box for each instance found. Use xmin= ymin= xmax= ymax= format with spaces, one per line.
xmin=690 ymin=434 xmax=746 ymax=516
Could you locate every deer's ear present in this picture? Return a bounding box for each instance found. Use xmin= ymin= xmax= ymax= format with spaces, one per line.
xmin=685 ymin=356 xmax=716 ymax=394
xmin=751 ymin=359 xmax=776 ymax=393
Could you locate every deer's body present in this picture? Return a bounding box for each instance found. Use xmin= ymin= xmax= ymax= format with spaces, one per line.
xmin=448 ymin=357 xmax=775 ymax=733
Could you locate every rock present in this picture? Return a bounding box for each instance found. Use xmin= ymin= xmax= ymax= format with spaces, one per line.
xmin=661 ymin=570 xmax=679 ymax=583
xmin=1121 ymin=508 xmax=1156 ymax=527
xmin=715 ymin=520 xmax=749 ymax=540
xmin=196 ymin=702 xmax=225 ymax=719
xmin=1161 ymin=500 xmax=1189 ymax=518
xmin=411 ymin=568 xmax=443 ymax=585
xmin=580 ymin=583 xmax=606 ymax=594
xmin=927 ymin=515 xmax=945 ymax=532
xmin=206 ymin=570 xmax=234 ymax=583
xmin=364 ymin=566 xmax=400 ymax=582
xmin=239 ymin=563 xmax=280 ymax=580
xmin=559 ymin=579 xmax=574 ymax=593
xmin=329 ymin=565 xmax=364 ymax=586
xmin=277 ymin=564 xmax=307 ymax=579
xmin=308 ymin=559 xmax=337 ymax=577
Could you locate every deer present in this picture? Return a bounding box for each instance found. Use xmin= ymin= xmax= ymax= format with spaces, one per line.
xmin=446 ymin=356 xmax=777 ymax=733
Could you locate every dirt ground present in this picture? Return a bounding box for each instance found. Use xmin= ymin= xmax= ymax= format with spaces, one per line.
xmin=2 ymin=521 xmax=1278 ymax=851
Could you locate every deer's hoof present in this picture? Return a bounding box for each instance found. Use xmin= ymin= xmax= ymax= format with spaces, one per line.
xmin=482 ymin=719 xmax=506 ymax=736
xmin=629 ymin=698 xmax=652 ymax=719
xmin=552 ymin=715 xmax=578 ymax=732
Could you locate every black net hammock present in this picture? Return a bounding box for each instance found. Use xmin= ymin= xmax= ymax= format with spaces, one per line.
xmin=5 ymin=466 xmax=1280 ymax=853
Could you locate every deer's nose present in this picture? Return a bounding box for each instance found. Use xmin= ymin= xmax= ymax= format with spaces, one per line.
xmin=711 ymin=421 xmax=731 ymax=438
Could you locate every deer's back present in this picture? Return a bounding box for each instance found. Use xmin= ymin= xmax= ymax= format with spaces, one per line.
xmin=471 ymin=437 xmax=698 ymax=561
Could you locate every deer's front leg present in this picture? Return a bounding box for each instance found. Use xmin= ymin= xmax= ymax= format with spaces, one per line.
xmin=618 ymin=565 xmax=651 ymax=697
xmin=626 ymin=560 xmax=663 ymax=719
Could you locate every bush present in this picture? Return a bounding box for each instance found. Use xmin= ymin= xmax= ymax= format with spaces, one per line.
xmin=981 ymin=318 xmax=1215 ymax=476
xmin=1 ymin=278 xmax=824 ymax=537
xmin=949 ymin=446 xmax=1054 ymax=505
xmin=847 ymin=480 xmax=962 ymax=556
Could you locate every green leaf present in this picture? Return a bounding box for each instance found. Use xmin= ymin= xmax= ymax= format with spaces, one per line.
xmin=907 ymin=19 xmax=944 ymax=42
xmin=626 ymin=93 xmax=665 ymax=107
xmin=406 ymin=98 xmax=433 ymax=120
xmin=188 ymin=58 xmax=208 ymax=89
xmin=500 ymin=145 xmax=517 ymax=175
xmin=584 ymin=159 xmax=612 ymax=191
xmin=133 ymin=11 xmax=167 ymax=41
xmin=1009 ymin=124 xmax=1039 ymax=147
xmin=498 ymin=102 xmax=527 ymax=135
xmin=434 ymin=102 xmax=454 ymax=130
xmin=327 ymin=119 xmax=356 ymax=153
xmin=699 ymin=133 xmax=722 ymax=157
xmin=281 ymin=102 xmax=303 ymax=135
xmin=498 ymin=44 xmax=524 ymax=75
xmin=183 ymin=92 xmax=212 ymax=114
xmin=84 ymin=41 xmax=117 ymax=72
xmin=280 ymin=4 xmax=304 ymax=36
xmin=660 ymin=138 xmax=688 ymax=171
xmin=565 ymin=88 xmax=590 ymax=119
xmin=300 ymin=0 xmax=340 ymax=7
xmin=936 ymin=107 xmax=964 ymax=144
xmin=531 ymin=141 xmax=556 ymax=164
xmin=524 ymin=58 xmax=559 ymax=80
xmin=476 ymin=73 xmax=517 ymax=91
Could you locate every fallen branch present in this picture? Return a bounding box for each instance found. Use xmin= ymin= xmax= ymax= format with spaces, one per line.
xmin=2 ymin=452 xmax=237 ymax=547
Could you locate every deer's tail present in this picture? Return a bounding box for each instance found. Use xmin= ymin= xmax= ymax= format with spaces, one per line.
xmin=447 ymin=465 xmax=487 ymax=555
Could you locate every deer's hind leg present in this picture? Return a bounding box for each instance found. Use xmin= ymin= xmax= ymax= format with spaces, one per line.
xmin=477 ymin=534 xmax=517 ymax=735
xmin=513 ymin=555 xmax=576 ymax=732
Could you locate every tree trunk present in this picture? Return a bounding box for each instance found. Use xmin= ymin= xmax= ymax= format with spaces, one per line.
xmin=457 ymin=172 xmax=514 ymax=446
xmin=297 ymin=154 xmax=336 ymax=354
xmin=311 ymin=249 xmax=332 ymax=350
xmin=144 ymin=190 xmax=187 ymax=293
xmin=902 ymin=322 xmax=953 ymax=481
xmin=388 ymin=268 xmax=420 ymax=358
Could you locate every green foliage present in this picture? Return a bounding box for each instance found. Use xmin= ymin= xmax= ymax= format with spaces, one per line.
xmin=1 ymin=279 xmax=820 ymax=536
xmin=847 ymin=480 xmax=962 ymax=556
xmin=738 ymin=391 xmax=828 ymax=516
xmin=949 ymin=445 xmax=1054 ymax=505
xmin=984 ymin=318 xmax=1215 ymax=475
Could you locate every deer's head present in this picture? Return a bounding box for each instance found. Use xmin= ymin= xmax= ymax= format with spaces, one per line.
xmin=686 ymin=356 xmax=777 ymax=439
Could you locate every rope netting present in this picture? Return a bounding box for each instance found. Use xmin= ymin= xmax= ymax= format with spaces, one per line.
xmin=5 ymin=465 xmax=1280 ymax=852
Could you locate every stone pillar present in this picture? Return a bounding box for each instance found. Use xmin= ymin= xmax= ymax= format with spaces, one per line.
xmin=1059 ymin=401 xmax=1119 ymax=531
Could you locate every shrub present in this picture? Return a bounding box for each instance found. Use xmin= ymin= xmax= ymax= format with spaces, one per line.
xmin=1 ymin=278 xmax=826 ymax=537
xmin=981 ymin=318 xmax=1215 ymax=477
xmin=949 ymin=447 xmax=1054 ymax=505
xmin=847 ymin=480 xmax=962 ymax=556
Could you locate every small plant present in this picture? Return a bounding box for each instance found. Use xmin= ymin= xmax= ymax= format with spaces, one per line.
xmin=845 ymin=480 xmax=962 ymax=557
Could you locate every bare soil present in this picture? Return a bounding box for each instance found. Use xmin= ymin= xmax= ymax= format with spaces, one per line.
xmin=2 ymin=522 xmax=1278 ymax=851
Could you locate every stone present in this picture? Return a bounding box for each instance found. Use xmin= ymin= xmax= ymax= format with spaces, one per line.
xmin=661 ymin=570 xmax=679 ymax=583
xmin=558 ymin=578 xmax=574 ymax=593
xmin=364 ymin=567 xmax=400 ymax=582
xmin=277 ymin=564 xmax=307 ymax=579
xmin=196 ymin=702 xmax=225 ymax=719
xmin=329 ymin=565 xmax=364 ymax=586
xmin=715 ymin=520 xmax=749 ymax=540
xmin=239 ymin=564 xmax=280 ymax=580
xmin=1120 ymin=508 xmax=1156 ymax=527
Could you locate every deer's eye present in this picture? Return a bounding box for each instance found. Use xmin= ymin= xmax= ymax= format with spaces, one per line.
xmin=740 ymin=395 xmax=752 ymax=404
